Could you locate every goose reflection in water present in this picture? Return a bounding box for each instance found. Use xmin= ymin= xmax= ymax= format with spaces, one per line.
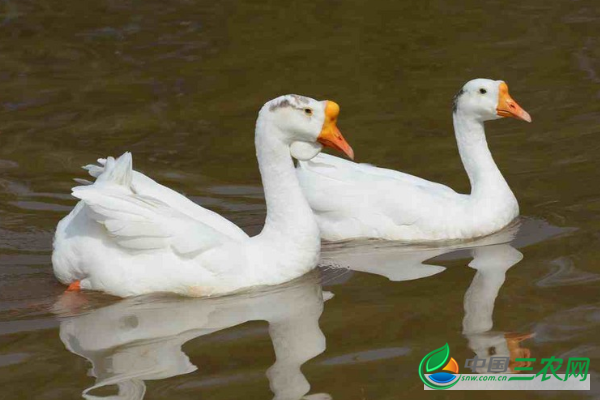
xmin=462 ymin=243 xmax=533 ymax=373
xmin=53 ymin=271 xmax=331 ymax=400
xmin=321 ymin=217 xmax=571 ymax=373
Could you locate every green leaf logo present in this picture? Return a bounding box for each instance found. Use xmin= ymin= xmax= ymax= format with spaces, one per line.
xmin=418 ymin=343 xmax=459 ymax=390
xmin=426 ymin=343 xmax=450 ymax=372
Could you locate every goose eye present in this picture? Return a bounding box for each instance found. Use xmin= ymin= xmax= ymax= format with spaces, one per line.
xmin=479 ymin=88 xmax=487 ymax=94
xmin=304 ymin=108 xmax=313 ymax=116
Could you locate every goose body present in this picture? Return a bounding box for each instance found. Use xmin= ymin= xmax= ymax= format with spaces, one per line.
xmin=52 ymin=95 xmax=354 ymax=297
xmin=297 ymin=79 xmax=531 ymax=242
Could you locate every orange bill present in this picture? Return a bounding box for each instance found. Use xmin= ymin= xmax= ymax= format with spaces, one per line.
xmin=318 ymin=101 xmax=354 ymax=159
xmin=496 ymin=82 xmax=532 ymax=122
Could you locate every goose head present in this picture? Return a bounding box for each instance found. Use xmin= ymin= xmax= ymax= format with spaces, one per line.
xmin=453 ymin=79 xmax=532 ymax=123
xmin=262 ymin=94 xmax=354 ymax=161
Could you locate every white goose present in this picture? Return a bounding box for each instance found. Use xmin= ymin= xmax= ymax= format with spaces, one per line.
xmin=52 ymin=95 xmax=354 ymax=297
xmin=297 ymin=79 xmax=531 ymax=241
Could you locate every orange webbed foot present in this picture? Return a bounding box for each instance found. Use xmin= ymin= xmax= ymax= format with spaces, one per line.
xmin=66 ymin=281 xmax=81 ymax=292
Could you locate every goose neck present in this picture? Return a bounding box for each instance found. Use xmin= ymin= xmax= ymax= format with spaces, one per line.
xmin=452 ymin=112 xmax=512 ymax=199
xmin=254 ymin=117 xmax=318 ymax=240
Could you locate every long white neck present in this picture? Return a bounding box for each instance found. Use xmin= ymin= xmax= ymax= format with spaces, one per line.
xmin=254 ymin=115 xmax=319 ymax=243
xmin=452 ymin=112 xmax=514 ymax=201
